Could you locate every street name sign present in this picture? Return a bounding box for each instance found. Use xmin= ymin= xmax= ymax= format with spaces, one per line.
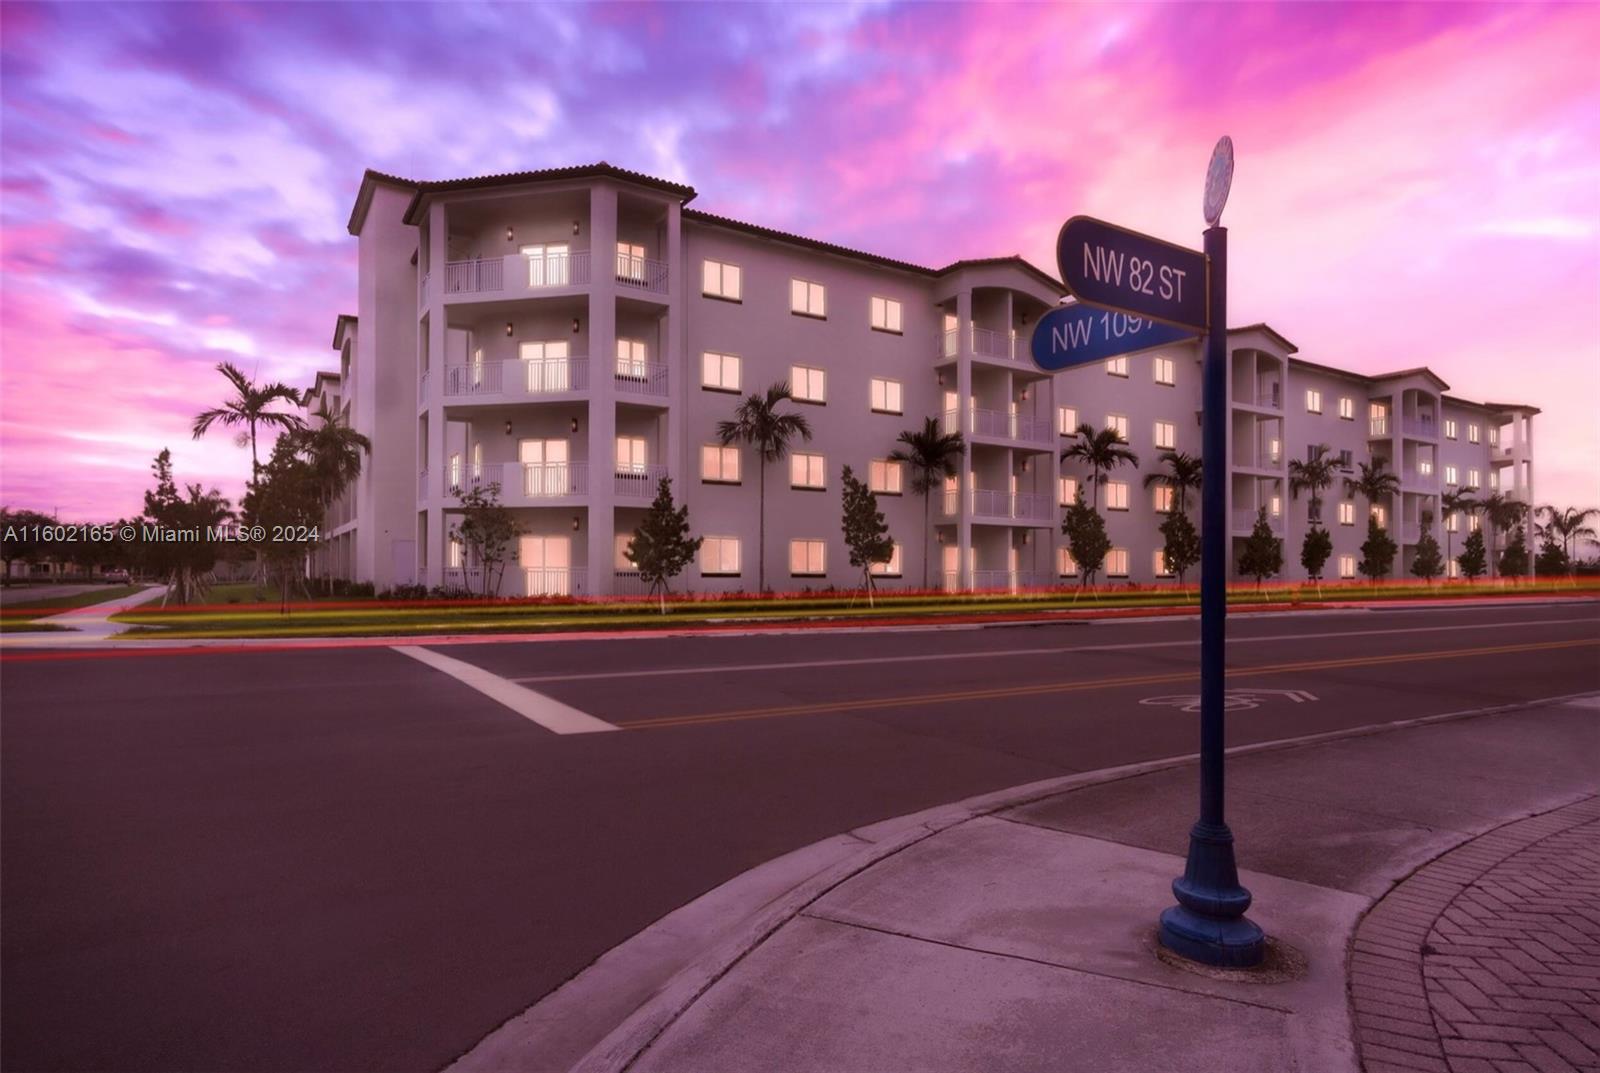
xmin=1029 ymin=303 xmax=1194 ymax=372
xmin=1056 ymin=215 xmax=1208 ymax=332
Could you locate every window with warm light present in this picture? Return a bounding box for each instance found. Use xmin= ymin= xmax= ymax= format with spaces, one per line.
xmin=789 ymin=539 xmax=826 ymax=576
xmin=1106 ymin=481 xmax=1129 ymax=511
xmin=791 ymin=365 xmax=826 ymax=403
xmin=870 ymin=377 xmax=903 ymax=414
xmin=701 ymin=537 xmax=741 ymax=576
xmin=1444 ymin=419 xmax=1458 ymax=440
xmin=1339 ymin=555 xmax=1355 ymax=579
xmin=1445 ymin=465 xmax=1458 ymax=485
xmin=1468 ymin=468 xmax=1481 ymax=487
xmin=1153 ymin=485 xmax=1175 ymax=513
xmin=1372 ymin=505 xmax=1387 ymax=527
xmin=1305 ymin=389 xmax=1322 ymax=414
xmin=702 ymin=351 xmax=740 ymax=392
xmin=1106 ymin=356 xmax=1128 ymax=377
xmin=1270 ymin=495 xmax=1282 ymax=517
xmin=616 ymin=436 xmax=647 ymax=475
xmin=1107 ymin=413 xmax=1129 ymax=440
xmin=616 ymin=241 xmax=646 ymax=283
xmin=1154 ymin=357 xmax=1175 ymax=385
xmin=1339 ymin=396 xmax=1354 ymax=420
xmin=702 ymin=259 xmax=741 ymax=301
xmin=1446 ymin=512 xmax=1459 ymax=533
xmin=1154 ymin=420 xmax=1176 ymax=449
xmin=616 ymin=338 xmax=648 ymax=378
xmin=448 ymin=536 xmax=464 ymax=569
xmin=869 ymin=459 xmax=903 ymax=495
xmin=1339 ymin=501 xmax=1356 ymax=526
xmin=1154 ymin=549 xmax=1174 ymax=577
xmin=1470 ymin=514 xmax=1481 ymax=531
xmin=1059 ymin=476 xmax=1078 ymax=506
xmin=1467 ymin=424 xmax=1480 ymax=444
xmin=1058 ymin=546 xmax=1077 ymax=577
xmin=870 ymin=543 xmax=902 ymax=577
xmin=1489 ymin=471 xmax=1499 ymax=489
xmin=1058 ymin=406 xmax=1078 ymax=436
xmin=870 ymin=296 xmax=902 ymax=333
xmin=790 ymin=278 xmax=826 ymax=318
xmin=1489 ymin=427 xmax=1499 ymax=447
xmin=1106 ymin=548 xmax=1130 ymax=577
xmin=701 ymin=445 xmax=740 ymax=483
xmin=791 ymin=452 xmax=825 ymax=489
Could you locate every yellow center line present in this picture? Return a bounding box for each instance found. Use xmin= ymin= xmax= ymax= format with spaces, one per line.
xmin=623 ymin=637 xmax=1600 ymax=730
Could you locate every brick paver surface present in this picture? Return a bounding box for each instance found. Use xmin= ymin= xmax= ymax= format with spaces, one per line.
xmin=1350 ymin=796 xmax=1600 ymax=1073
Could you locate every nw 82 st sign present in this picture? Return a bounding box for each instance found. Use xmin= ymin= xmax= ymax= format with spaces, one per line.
xmin=1057 ymin=216 xmax=1208 ymax=332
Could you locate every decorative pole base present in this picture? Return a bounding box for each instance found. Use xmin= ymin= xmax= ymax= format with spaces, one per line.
xmin=1158 ymin=821 xmax=1266 ymax=968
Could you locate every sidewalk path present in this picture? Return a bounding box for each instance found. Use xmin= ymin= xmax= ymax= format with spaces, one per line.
xmin=1 ymin=584 xmax=168 ymax=645
xmin=1351 ymin=797 xmax=1600 ymax=1073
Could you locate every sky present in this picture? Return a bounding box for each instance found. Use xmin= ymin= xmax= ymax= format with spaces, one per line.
xmin=1 ymin=1 xmax=1597 ymax=525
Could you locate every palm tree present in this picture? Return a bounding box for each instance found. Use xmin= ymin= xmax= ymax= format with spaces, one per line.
xmin=1141 ymin=451 xmax=1202 ymax=517
xmin=1344 ymin=457 xmax=1402 ymax=578
xmin=192 ymin=362 xmax=305 ymax=476
xmin=717 ymin=382 xmax=812 ymax=592
xmin=889 ymin=417 xmax=966 ymax=589
xmin=1287 ymin=444 xmax=1340 ymax=526
xmin=290 ymin=405 xmax=371 ymax=591
xmin=1477 ymin=491 xmax=1527 ymax=578
xmin=1061 ymin=423 xmax=1140 ymax=510
xmin=1440 ymin=486 xmax=1478 ymax=577
xmin=1537 ymin=505 xmax=1598 ymax=572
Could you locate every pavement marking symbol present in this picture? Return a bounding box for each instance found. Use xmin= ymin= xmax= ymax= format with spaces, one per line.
xmin=392 ymin=645 xmax=618 ymax=735
xmin=1140 ymin=688 xmax=1318 ymax=714
xmin=625 ymin=636 xmax=1600 ymax=730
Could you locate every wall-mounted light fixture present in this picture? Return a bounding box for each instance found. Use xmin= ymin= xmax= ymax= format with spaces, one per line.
xmin=1022 ymin=532 xmax=1032 ymax=545
xmin=573 ymin=220 xmax=581 ymax=236
xmin=572 ymin=317 xmax=581 ymax=334
xmin=1020 ymin=387 xmax=1030 ymax=402
xmin=504 ymin=421 xmax=513 ymax=436
xmin=936 ymin=372 xmax=945 ymax=387
xmin=506 ymin=227 xmax=515 ymax=243
xmin=571 ymin=515 xmax=581 ymax=531
xmin=505 ymin=321 xmax=513 ymax=336
xmin=936 ymin=532 xmax=946 ymax=544
xmin=570 ymin=418 xmax=580 ymax=434
xmin=1021 ymin=458 xmax=1030 ymax=473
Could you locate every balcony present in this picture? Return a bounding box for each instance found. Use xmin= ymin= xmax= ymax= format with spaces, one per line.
xmin=970 ymin=408 xmax=1053 ymax=446
xmin=1369 ymin=416 xmax=1391 ymax=438
xmin=418 ymin=470 xmax=429 ymax=499
xmin=613 ymin=253 xmax=669 ymax=295
xmin=970 ymin=569 xmax=1056 ymax=592
xmin=1491 ymin=446 xmax=1514 ymax=466
xmin=1231 ymin=508 xmax=1283 ymax=534
xmin=439 ymin=251 xmax=592 ymax=300
xmin=442 ymin=567 xmax=585 ymax=598
xmin=614 ymin=464 xmax=669 ymax=498
xmin=443 ymin=358 xmax=590 ymax=401
xmin=971 ymin=490 xmax=1055 ymax=523
xmin=613 ymin=361 xmax=669 ymax=400
xmin=1401 ymin=416 xmax=1438 ymax=439
xmin=449 ymin=462 xmax=589 ymax=504
xmin=935 ymin=326 xmax=1029 ymax=364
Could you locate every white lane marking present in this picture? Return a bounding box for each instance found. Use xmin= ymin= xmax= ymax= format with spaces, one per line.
xmin=508 ymin=615 xmax=1598 ymax=685
xmin=1564 ymin=694 xmax=1600 ymax=710
xmin=393 ymin=645 xmax=618 ymax=734
xmin=1141 ymin=689 xmax=1318 ymax=713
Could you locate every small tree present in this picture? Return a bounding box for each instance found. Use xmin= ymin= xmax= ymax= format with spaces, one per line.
xmin=840 ymin=465 xmax=894 ymax=607
xmin=1158 ymin=509 xmax=1200 ymax=589
xmin=625 ymin=477 xmax=702 ymax=613
xmin=1457 ymin=528 xmax=1487 ymax=580
xmin=142 ymin=449 xmax=232 ymax=606
xmin=1498 ymin=529 xmax=1529 ymax=579
xmin=1237 ymin=506 xmax=1283 ymax=589
xmin=1535 ymin=538 xmax=1568 ymax=577
xmin=1358 ymin=514 xmax=1398 ymax=584
xmin=1410 ymin=511 xmax=1443 ymax=584
xmin=1300 ymin=525 xmax=1333 ymax=592
xmin=1062 ymin=490 xmax=1109 ymax=589
xmin=455 ymin=482 xmax=523 ymax=597
xmin=242 ymin=438 xmax=323 ymax=612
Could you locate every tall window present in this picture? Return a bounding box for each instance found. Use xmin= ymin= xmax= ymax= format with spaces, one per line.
xmin=1107 ymin=413 xmax=1129 ymax=440
xmin=1372 ymin=505 xmax=1388 ymax=527
xmin=791 ymin=365 xmax=826 ymax=403
xmin=1058 ymin=546 xmax=1078 ymax=577
xmin=1105 ymin=481 xmax=1129 ymax=511
xmin=1468 ymin=468 xmax=1481 ymax=487
xmin=1154 ymin=420 xmax=1176 ymax=449
xmin=790 ymin=278 xmax=826 ymax=317
xmin=1106 ymin=548 xmax=1130 ymax=577
xmin=1154 ymin=549 xmax=1174 ymax=577
xmin=870 ymin=543 xmax=903 ymax=577
xmin=616 ymin=241 xmax=646 ymax=283
xmin=1058 ymin=406 xmax=1078 ymax=435
xmin=1270 ymin=494 xmax=1282 ymax=517
xmin=1339 ymin=555 xmax=1355 ymax=579
xmin=700 ymin=445 xmax=740 ymax=483
xmin=1305 ymin=389 xmax=1322 ymax=414
xmin=616 ymin=338 xmax=648 ymax=378
xmin=1153 ymin=485 xmax=1175 ymax=512
xmin=1338 ymin=396 xmax=1354 ymax=420
xmin=789 ymin=539 xmax=826 ymax=576
xmin=448 ymin=535 xmax=464 ymax=570
xmin=701 ymin=537 xmax=740 ymax=576
xmin=1154 ymin=357 xmax=1175 ymax=385
xmin=870 ymin=296 xmax=902 ymax=333
xmin=791 ymin=452 xmax=825 ymax=489
xmin=702 ymin=351 xmax=741 ymax=392
xmin=1106 ymin=356 xmax=1129 ymax=377
xmin=1339 ymin=501 xmax=1355 ymax=526
xmin=522 ymin=243 xmax=570 ymax=286
xmin=1446 ymin=512 xmax=1459 ymax=533
xmin=702 ymin=259 xmax=741 ymax=301
xmin=1489 ymin=427 xmax=1499 ymax=447
xmin=1444 ymin=419 xmax=1458 ymax=440
xmin=1444 ymin=465 xmax=1458 ymax=485
xmin=870 ymin=377 xmax=903 ymax=414
xmin=616 ymin=436 xmax=647 ymax=474
xmin=869 ymin=459 xmax=903 ymax=495
xmin=1467 ymin=424 xmax=1480 ymax=444
xmin=1489 ymin=471 xmax=1499 ymax=489
xmin=1059 ymin=476 xmax=1078 ymax=506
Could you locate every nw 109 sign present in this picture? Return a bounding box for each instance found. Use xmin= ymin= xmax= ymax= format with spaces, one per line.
xmin=1057 ymin=215 xmax=1208 ymax=332
xmin=1029 ymin=304 xmax=1195 ymax=372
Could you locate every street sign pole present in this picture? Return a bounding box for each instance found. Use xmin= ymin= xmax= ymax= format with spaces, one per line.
xmin=1158 ymin=138 xmax=1265 ymax=968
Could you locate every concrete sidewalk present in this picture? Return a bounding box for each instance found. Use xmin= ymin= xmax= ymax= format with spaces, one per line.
xmin=454 ymin=695 xmax=1600 ymax=1073
xmin=0 ymin=584 xmax=167 ymax=645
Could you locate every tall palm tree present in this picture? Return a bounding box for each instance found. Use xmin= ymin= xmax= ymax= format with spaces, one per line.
xmin=1287 ymin=444 xmax=1339 ymax=525
xmin=1344 ymin=457 xmax=1402 ymax=577
xmin=1478 ymin=491 xmax=1527 ymax=578
xmin=1141 ymin=450 xmax=1202 ymax=516
xmin=1537 ymin=505 xmax=1598 ymax=572
xmin=1440 ymin=486 xmax=1478 ymax=576
xmin=1061 ymin=423 xmax=1139 ymax=510
xmin=889 ymin=417 xmax=966 ymax=589
xmin=717 ymin=382 xmax=812 ymax=592
xmin=192 ymin=362 xmax=305 ymax=476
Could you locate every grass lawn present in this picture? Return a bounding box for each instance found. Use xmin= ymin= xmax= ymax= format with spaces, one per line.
xmin=0 ymin=584 xmax=149 ymax=633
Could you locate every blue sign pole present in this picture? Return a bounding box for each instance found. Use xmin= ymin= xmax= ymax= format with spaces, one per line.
xmin=1029 ymin=304 xmax=1194 ymax=373
xmin=1157 ymin=222 xmax=1265 ymax=968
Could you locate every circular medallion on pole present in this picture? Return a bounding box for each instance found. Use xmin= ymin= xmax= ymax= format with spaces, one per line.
xmin=1203 ymin=136 xmax=1234 ymax=227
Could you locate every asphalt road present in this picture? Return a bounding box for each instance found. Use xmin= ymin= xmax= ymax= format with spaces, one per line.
xmin=3 ymin=601 xmax=1597 ymax=1073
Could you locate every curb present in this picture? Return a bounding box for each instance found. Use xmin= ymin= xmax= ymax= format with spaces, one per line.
xmin=445 ymin=689 xmax=1600 ymax=1073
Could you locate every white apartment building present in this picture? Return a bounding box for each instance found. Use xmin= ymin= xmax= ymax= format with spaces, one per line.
xmin=315 ymin=162 xmax=1538 ymax=596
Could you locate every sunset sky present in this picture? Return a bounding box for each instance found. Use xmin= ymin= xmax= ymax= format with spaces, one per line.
xmin=1 ymin=2 xmax=1596 ymax=523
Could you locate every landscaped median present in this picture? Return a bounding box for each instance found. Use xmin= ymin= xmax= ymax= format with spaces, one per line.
xmin=100 ymin=577 xmax=1600 ymax=641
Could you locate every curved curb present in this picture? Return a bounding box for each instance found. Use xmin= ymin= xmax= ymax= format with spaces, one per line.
xmin=445 ymin=690 xmax=1599 ymax=1073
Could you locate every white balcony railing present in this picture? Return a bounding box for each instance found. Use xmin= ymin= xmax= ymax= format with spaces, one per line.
xmin=523 ymin=567 xmax=583 ymax=597
xmin=614 ymin=464 xmax=669 ymax=498
xmin=940 ymin=329 xmax=959 ymax=359
xmin=970 ymin=490 xmax=1054 ymax=522
xmin=970 ymin=569 xmax=1052 ymax=591
xmin=970 ymin=327 xmax=1023 ymax=362
xmin=1370 ymin=416 xmax=1390 ymax=437
xmin=443 ymin=358 xmax=590 ymax=398
xmin=613 ymin=361 xmax=669 ymax=398
xmin=442 ymin=566 xmax=585 ymax=598
xmin=614 ymin=254 xmax=669 ymax=294
xmin=1255 ymin=382 xmax=1282 ymax=409
xmin=451 ymin=462 xmax=589 ymax=501
xmin=444 ymin=257 xmax=503 ymax=295
xmin=440 ymin=251 xmax=592 ymax=298
xmin=1401 ymin=416 xmax=1437 ymax=439
xmin=1232 ymin=508 xmax=1284 ymax=533
xmin=970 ymin=408 xmax=1052 ymax=444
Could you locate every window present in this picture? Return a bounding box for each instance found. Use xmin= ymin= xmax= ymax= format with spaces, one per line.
xmin=616 ymin=436 xmax=647 ymax=474
xmin=1154 ymin=356 xmax=1175 ymax=385
xmin=1153 ymin=485 xmax=1175 ymax=513
xmin=1270 ymin=495 xmax=1282 ymax=517
xmin=870 ymin=543 xmax=903 ymax=577
xmin=1106 ymin=548 xmax=1130 ymax=577
xmin=448 ymin=535 xmax=464 ymax=570
xmin=870 ymin=296 xmax=903 ymax=333
xmin=449 ymin=451 xmax=462 ymax=489
xmin=702 ymin=259 xmax=741 ymax=301
xmin=616 ymin=242 xmax=646 ymax=283
xmin=1419 ymin=457 xmax=1434 ymax=476
xmin=1489 ymin=427 xmax=1499 ymax=447
xmin=1489 ymin=471 xmax=1499 ymax=489
xmin=869 ymin=459 xmax=903 ymax=495
xmin=870 ymin=377 xmax=903 ymax=414
xmin=1339 ymin=396 xmax=1354 ymax=420
xmin=1059 ymin=476 xmax=1078 ymax=506
xmin=615 ymin=533 xmax=636 ymax=571
xmin=1467 ymin=424 xmax=1480 ymax=444
xmin=1337 ymin=448 xmax=1354 ymax=469
xmin=789 ymin=539 xmax=826 ymax=576
xmin=470 ymin=442 xmax=483 ymax=478
xmin=1154 ymin=420 xmax=1176 ymax=449
xmin=701 ymin=445 xmax=740 ymax=483
xmin=701 ymin=537 xmax=741 ymax=576
xmin=616 ymin=338 xmax=648 ymax=378
xmin=521 ymin=243 xmax=571 ymax=286
xmin=1446 ymin=512 xmax=1459 ymax=533
xmin=1105 ymin=481 xmax=1129 ymax=511
xmin=1445 ymin=419 xmax=1458 ymax=440
xmin=791 ymin=452 xmax=825 ymax=489
xmin=702 ymin=351 xmax=741 ymax=392
xmin=790 ymin=278 xmax=826 ymax=318
xmin=1448 ymin=559 xmax=1460 ymax=579
xmin=1106 ymin=356 xmax=1129 ymax=377
xmin=1372 ymin=505 xmax=1387 ymax=527
xmin=1445 ymin=465 xmax=1458 ymax=485
xmin=1154 ymin=549 xmax=1174 ymax=577
xmin=1468 ymin=468 xmax=1481 ymax=487
xmin=1058 ymin=406 xmax=1079 ymax=436
xmin=1107 ymin=413 xmax=1129 ymax=440
xmin=1305 ymin=389 xmax=1323 ymax=414
xmin=791 ymin=365 xmax=826 ymax=403
xmin=1058 ymin=546 xmax=1078 ymax=577
xmin=1339 ymin=501 xmax=1355 ymax=526
xmin=1469 ymin=514 xmax=1481 ymax=532
xmin=1268 ymin=437 xmax=1281 ymax=463
xmin=1339 ymin=555 xmax=1355 ymax=579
